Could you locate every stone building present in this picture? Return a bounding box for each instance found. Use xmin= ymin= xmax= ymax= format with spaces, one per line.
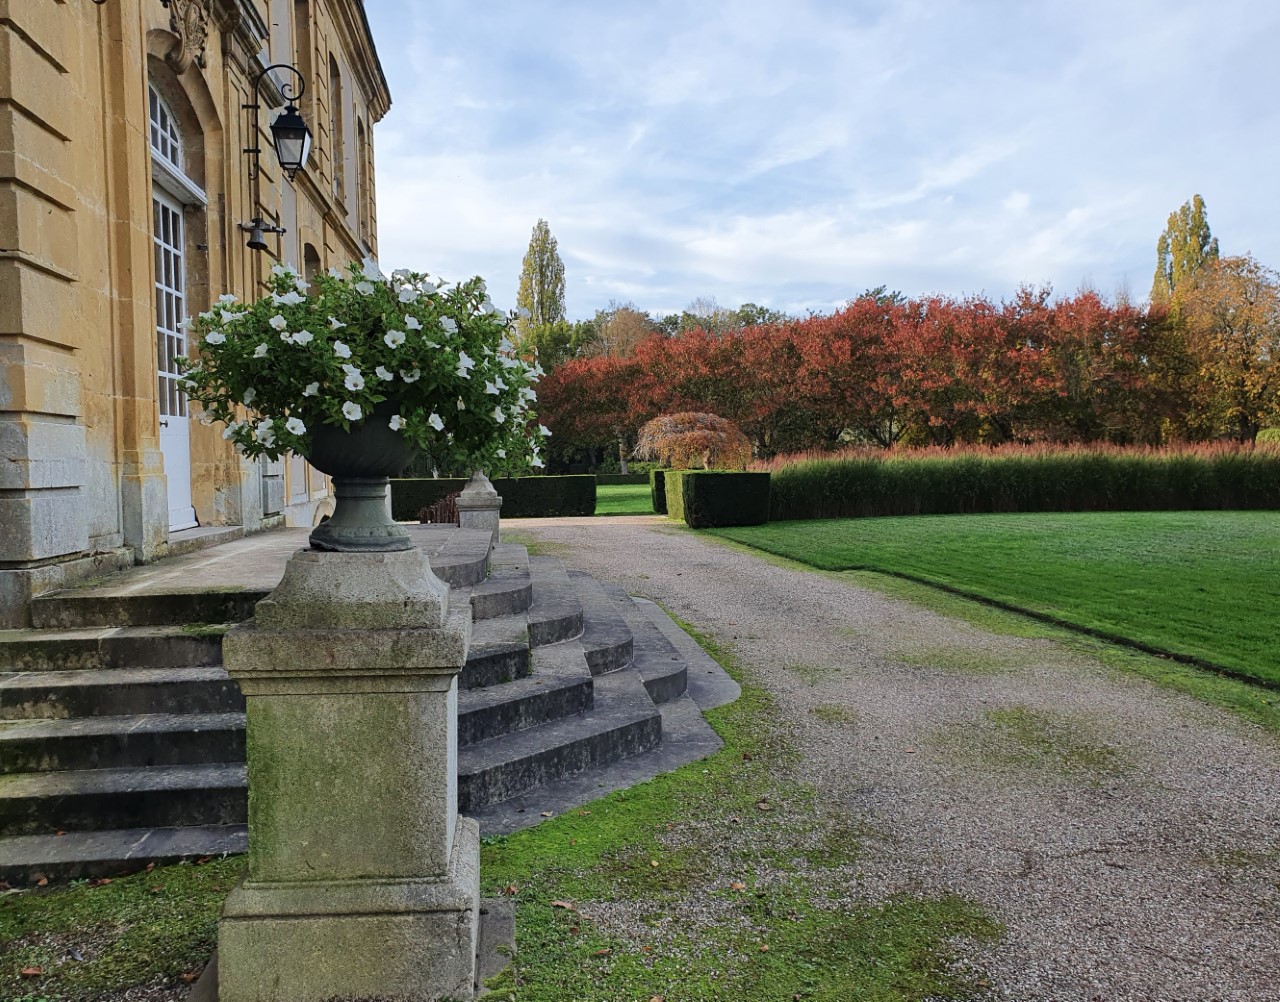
xmin=0 ymin=1 xmax=390 ymax=626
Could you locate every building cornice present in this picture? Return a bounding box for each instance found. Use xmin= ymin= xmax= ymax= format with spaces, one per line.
xmin=330 ymin=0 xmax=391 ymax=122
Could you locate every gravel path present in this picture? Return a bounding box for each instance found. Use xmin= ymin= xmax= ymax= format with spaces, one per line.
xmin=507 ymin=515 xmax=1280 ymax=1002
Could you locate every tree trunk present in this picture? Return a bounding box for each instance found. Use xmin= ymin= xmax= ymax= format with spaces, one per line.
xmin=618 ymin=434 xmax=629 ymax=474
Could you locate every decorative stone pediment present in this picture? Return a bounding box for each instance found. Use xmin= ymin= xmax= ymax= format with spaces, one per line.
xmin=164 ymin=0 xmax=211 ymax=73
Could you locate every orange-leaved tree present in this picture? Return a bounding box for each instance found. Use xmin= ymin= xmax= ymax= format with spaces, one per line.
xmin=633 ymin=412 xmax=752 ymax=470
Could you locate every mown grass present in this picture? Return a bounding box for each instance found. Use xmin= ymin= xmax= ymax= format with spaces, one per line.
xmin=595 ymin=483 xmax=654 ymax=516
xmin=712 ymin=511 xmax=1280 ymax=687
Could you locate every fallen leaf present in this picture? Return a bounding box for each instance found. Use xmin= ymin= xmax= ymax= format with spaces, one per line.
xmin=55 ymin=830 xmax=66 ymax=836
xmin=540 ymin=811 xmax=554 ymax=818
xmin=756 ymin=800 xmax=774 ymax=812
xmin=145 ymin=862 xmax=156 ymax=872
xmin=569 ymin=926 xmax=580 ymax=934
xmin=592 ymin=948 xmax=612 ymax=957
xmin=503 ymin=884 xmax=518 ymax=896
xmin=179 ymin=971 xmax=200 ymax=983
xmin=742 ymin=753 xmax=753 ymax=761
xmin=649 ymin=860 xmax=660 ymax=868
xmin=905 ymin=747 xmax=916 ymax=754
xmin=195 ymin=857 xmax=212 ymax=865
xmin=551 ymin=900 xmax=576 ymax=911
xmin=729 ymin=816 xmax=741 ymax=824
xmin=759 ymin=944 xmax=770 ymax=952
xmin=650 ymin=996 xmax=665 ymax=1002
xmin=577 ymin=810 xmax=591 ymax=816
xmin=36 ymin=877 xmax=48 ymax=887
xmin=642 ymin=945 xmax=653 ymax=954
xmin=20 ymin=966 xmax=42 ymax=977
xmin=569 ymin=839 xmax=577 ymax=845
xmin=70 ymin=948 xmax=84 ymax=962
xmin=730 ymin=881 xmax=747 ymax=891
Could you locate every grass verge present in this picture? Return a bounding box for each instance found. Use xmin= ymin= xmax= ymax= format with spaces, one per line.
xmin=595 ymin=483 xmax=655 ymax=516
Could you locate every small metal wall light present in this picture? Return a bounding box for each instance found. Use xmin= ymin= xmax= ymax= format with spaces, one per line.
xmin=241 ymin=63 xmax=312 ymax=250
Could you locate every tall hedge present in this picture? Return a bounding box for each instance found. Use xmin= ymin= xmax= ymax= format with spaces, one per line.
xmin=391 ymin=476 xmax=596 ymax=520
xmin=650 ymin=469 xmax=668 ymax=515
xmin=666 ymin=471 xmax=770 ymax=528
xmin=766 ymin=447 xmax=1280 ymax=521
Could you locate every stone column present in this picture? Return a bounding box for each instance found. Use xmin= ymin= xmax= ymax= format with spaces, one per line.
xmin=455 ymin=470 xmax=502 ymax=550
xmin=217 ymin=546 xmax=479 ymax=1002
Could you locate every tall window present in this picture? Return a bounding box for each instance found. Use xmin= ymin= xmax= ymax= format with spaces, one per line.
xmin=149 ymin=86 xmax=187 ymax=424
xmin=329 ymin=54 xmax=344 ymax=202
xmin=356 ymin=118 xmax=369 ymax=239
xmin=149 ymin=85 xmax=182 ymax=172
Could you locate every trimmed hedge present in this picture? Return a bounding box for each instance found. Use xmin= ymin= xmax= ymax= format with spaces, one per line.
xmin=597 ymin=473 xmax=650 ymax=485
xmin=391 ymin=476 xmax=596 ymax=520
xmin=766 ymin=447 xmax=1280 ymax=521
xmin=666 ymin=471 xmax=771 ymax=528
xmin=650 ymin=469 xmax=668 ymax=514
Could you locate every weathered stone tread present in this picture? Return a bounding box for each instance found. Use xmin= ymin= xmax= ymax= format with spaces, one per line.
xmin=525 ymin=556 xmax=583 ymax=646
xmin=458 ymin=642 xmax=593 ymax=745
xmin=569 ymin=572 xmax=634 ymax=676
xmin=0 ymin=666 xmax=242 ymax=720
xmin=600 ymin=583 xmax=689 ymax=704
xmin=0 ymin=824 xmax=247 ymax=884
xmin=0 ymin=712 xmax=245 ymax=773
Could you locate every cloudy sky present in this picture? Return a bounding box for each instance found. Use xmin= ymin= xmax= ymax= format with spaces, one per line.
xmin=362 ymin=0 xmax=1280 ymax=321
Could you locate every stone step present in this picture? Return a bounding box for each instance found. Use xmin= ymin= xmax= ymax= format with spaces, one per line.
xmin=461 ymin=616 xmax=531 ymax=690
xmin=569 ymin=571 xmax=634 ymax=676
xmin=29 ymin=590 xmax=269 ymax=631
xmin=526 ymin=556 xmax=583 ymax=646
xmin=0 ymin=625 xmax=225 ymax=673
xmin=457 ymin=666 xmax=662 ymax=812
xmin=601 ymin=585 xmax=689 ymax=705
xmin=0 ymin=824 xmax=248 ymax=886
xmin=409 ymin=524 xmax=492 ymax=588
xmin=458 ymin=642 xmax=594 ymax=747
xmin=0 ymin=712 xmax=245 ymax=774
xmin=467 ymin=544 xmax=533 ymax=621
xmin=0 ymin=763 xmax=247 ymax=837
xmin=0 ymin=666 xmax=244 ymax=720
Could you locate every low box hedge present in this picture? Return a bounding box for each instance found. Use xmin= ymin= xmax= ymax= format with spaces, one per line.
xmin=650 ymin=469 xmax=668 ymax=514
xmin=391 ymin=475 xmax=596 ymax=520
xmin=597 ymin=473 xmax=650 ymax=485
xmin=666 ymin=471 xmax=770 ymax=528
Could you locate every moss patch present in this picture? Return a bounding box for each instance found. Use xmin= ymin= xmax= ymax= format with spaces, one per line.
xmin=935 ymin=705 xmax=1128 ymax=782
xmin=812 ymin=704 xmax=860 ymax=725
xmin=893 ymin=642 xmax=1032 ymax=677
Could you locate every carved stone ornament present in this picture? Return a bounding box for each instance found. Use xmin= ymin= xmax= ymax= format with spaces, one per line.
xmin=165 ymin=0 xmax=211 ymax=74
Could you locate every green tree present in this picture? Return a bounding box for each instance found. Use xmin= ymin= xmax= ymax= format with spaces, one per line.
xmin=515 ymin=219 xmax=566 ymax=342
xmin=1152 ymin=195 xmax=1219 ymax=305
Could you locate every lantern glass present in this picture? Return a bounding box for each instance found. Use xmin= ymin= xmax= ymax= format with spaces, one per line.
xmin=270 ymin=104 xmax=312 ymax=175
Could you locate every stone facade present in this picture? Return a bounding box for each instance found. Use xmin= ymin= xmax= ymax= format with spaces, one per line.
xmin=0 ymin=0 xmax=390 ymax=626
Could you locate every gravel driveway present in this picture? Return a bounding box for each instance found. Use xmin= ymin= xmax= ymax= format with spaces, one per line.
xmin=507 ymin=515 xmax=1280 ymax=1002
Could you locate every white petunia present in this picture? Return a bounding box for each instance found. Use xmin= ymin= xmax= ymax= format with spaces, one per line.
xmin=220 ymin=309 xmax=240 ymax=324
xmin=333 ymin=340 xmax=351 ymax=359
xmin=500 ymin=355 xmax=520 ymax=369
xmin=303 ymin=381 xmax=320 ymax=396
xmin=484 ymin=380 xmax=499 ymax=395
xmin=222 ymin=421 xmax=242 ymax=440
xmin=398 ymin=286 xmax=418 ymax=303
xmin=457 ymin=397 xmax=466 ymax=411
xmin=268 ymin=314 xmax=288 ymax=330
xmin=359 ymin=255 xmax=385 ymax=281
xmin=492 ymin=406 xmax=505 ymax=423
xmin=494 ymin=376 xmax=507 ymax=390
xmin=388 ymin=414 xmax=405 ymax=431
xmin=404 ymin=315 xmax=422 ymax=330
xmin=440 ymin=317 xmax=458 ymax=334
xmin=285 ymin=417 xmax=306 ymax=435
xmin=329 ymin=316 xmax=346 ymax=330
xmin=294 ymin=276 xmax=309 ymax=293
xmin=242 ymin=388 xmax=256 ymax=405
xmin=271 ymin=290 xmax=305 ymax=306
xmin=355 ymin=281 xmax=375 ymax=296
xmin=531 ymin=454 xmax=545 ymax=469
xmin=270 ymin=263 xmax=296 ymax=278
xmin=457 ymin=350 xmax=475 ymax=371
xmin=342 ymin=401 xmax=362 ymax=421
xmin=497 ymin=448 xmax=506 ymax=459
xmin=255 ymin=418 xmax=275 ymax=446
xmin=521 ymin=387 xmax=537 ymax=402
xmin=400 ymin=368 xmax=420 ymax=382
xmin=204 ymin=331 xmax=226 ymax=345
xmin=427 ymin=412 xmax=445 ymax=432
xmin=540 ymin=424 xmax=552 ymax=437
xmin=217 ymin=293 xmax=238 ymax=305
xmin=292 ymin=329 xmax=314 ymax=345
xmin=279 ymin=331 xmax=294 ymax=344
xmin=328 ymin=266 xmax=344 ymax=279
xmin=254 ymin=343 xmax=269 ymax=358
xmin=455 ymin=364 xmax=471 ymax=380
xmin=344 ymin=370 xmax=365 ymax=391
xmin=384 ymin=329 xmax=406 ymax=349
xmin=375 ymin=366 xmax=393 ymax=381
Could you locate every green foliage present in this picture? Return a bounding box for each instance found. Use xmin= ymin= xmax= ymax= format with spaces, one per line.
xmin=1261 ymin=428 xmax=1280 ymax=444
xmin=1152 ymin=194 xmax=1219 ymax=305
xmin=667 ymin=471 xmax=771 ymax=528
xmin=650 ymin=468 xmax=668 ymax=514
xmin=390 ymin=475 xmax=596 ymax=519
xmin=516 ymin=219 xmax=566 ymax=339
xmin=712 ymin=510 xmax=1280 ymax=686
xmin=766 ymin=445 xmax=1280 ymax=521
xmin=595 ymin=483 xmax=654 ymax=515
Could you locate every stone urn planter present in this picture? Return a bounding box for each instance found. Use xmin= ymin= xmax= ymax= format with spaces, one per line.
xmin=305 ymin=402 xmax=418 ymax=552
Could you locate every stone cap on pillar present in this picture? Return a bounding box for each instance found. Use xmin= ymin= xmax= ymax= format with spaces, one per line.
xmin=455 ymin=470 xmax=502 ymax=510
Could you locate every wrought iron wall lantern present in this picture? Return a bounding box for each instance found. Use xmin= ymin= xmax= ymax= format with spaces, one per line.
xmin=240 ymin=63 xmax=313 ymax=251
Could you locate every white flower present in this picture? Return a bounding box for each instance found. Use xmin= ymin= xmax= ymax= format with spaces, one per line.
xmin=222 ymin=421 xmax=242 ymax=440
xmin=271 ymin=290 xmax=305 ymax=306
xmin=342 ymin=401 xmax=363 ymax=421
xmin=427 ymin=412 xmax=445 ymax=432
xmin=521 ymin=387 xmax=537 ymax=402
xmin=457 ymin=397 xmax=466 ymax=411
xmin=218 ymin=293 xmax=238 ymax=305
xmin=516 ymin=307 xmax=531 ymax=320
xmin=359 ymin=255 xmax=384 ymax=281
xmin=270 ymin=263 xmax=296 ymax=278
xmin=344 ymin=370 xmax=365 ymax=391
xmin=456 ymin=364 xmax=471 ymax=379
xmin=400 ymin=368 xmax=421 ymax=383
xmin=384 ymin=329 xmax=406 ymax=349
xmin=398 ymin=286 xmax=418 ymax=303
xmin=484 ymin=380 xmax=499 ymax=395
xmin=342 ymin=363 xmax=359 ymax=376
xmin=494 ymin=376 xmax=507 ymax=390
xmin=375 ymin=366 xmax=393 ymax=381
xmin=482 ymin=297 xmax=500 ymax=315
xmin=531 ymin=454 xmax=545 ymax=469
xmin=242 ymin=388 xmax=257 ymax=405
xmin=388 ymin=414 xmax=405 ymax=431
xmin=500 ymin=355 xmax=520 ymax=369
xmin=279 ymin=331 xmax=294 ymax=343
xmin=404 ymin=315 xmax=422 ymax=330
xmin=204 ymin=331 xmax=226 ymax=345
xmin=268 ymin=314 xmax=288 ymax=330
xmin=540 ymin=424 xmax=552 ymax=437
xmin=285 ymin=417 xmax=306 ymax=435
xmin=303 ymin=381 xmax=320 ymax=396
xmin=492 ymin=406 xmax=505 ymax=423
xmin=355 ymin=281 xmax=375 ymax=296
xmin=254 ymin=343 xmax=269 ymax=358
xmin=220 ymin=309 xmax=240 ymax=324
xmin=255 ymin=418 xmax=275 ymax=446
xmin=292 ymin=329 xmax=314 ymax=345
xmin=440 ymin=317 xmax=458 ymax=334
xmin=497 ymin=447 xmax=507 ymax=458
xmin=328 ymin=266 xmax=344 ymax=279
xmin=329 ymin=316 xmax=345 ymax=330
xmin=294 ymin=276 xmax=309 ymax=293
xmin=179 ymin=316 xmax=194 ymax=332
xmin=457 ymin=350 xmax=475 ymax=371
xmin=334 ymin=340 xmax=351 ymax=359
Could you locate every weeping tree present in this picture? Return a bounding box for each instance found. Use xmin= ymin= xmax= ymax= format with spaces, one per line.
xmin=634 ymin=412 xmax=752 ymax=470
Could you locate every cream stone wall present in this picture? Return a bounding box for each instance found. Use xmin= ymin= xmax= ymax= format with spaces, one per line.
xmin=0 ymin=0 xmax=390 ymax=626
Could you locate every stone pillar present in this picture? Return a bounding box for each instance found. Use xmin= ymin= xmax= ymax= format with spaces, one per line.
xmin=455 ymin=470 xmax=502 ymax=550
xmin=217 ymin=546 xmax=480 ymax=1002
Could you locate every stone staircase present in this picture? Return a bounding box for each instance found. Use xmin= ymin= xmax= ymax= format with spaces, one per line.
xmin=0 ymin=528 xmax=730 ymax=885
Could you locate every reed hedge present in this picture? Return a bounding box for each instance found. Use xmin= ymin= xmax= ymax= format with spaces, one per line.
xmin=764 ymin=446 xmax=1280 ymax=521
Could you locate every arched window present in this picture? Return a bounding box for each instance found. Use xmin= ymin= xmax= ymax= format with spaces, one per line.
xmin=328 ymin=54 xmax=344 ymax=202
xmin=149 ymin=85 xmax=182 ymax=172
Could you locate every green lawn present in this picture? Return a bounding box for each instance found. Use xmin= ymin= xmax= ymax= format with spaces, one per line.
xmin=595 ymin=483 xmax=654 ymax=515
xmin=712 ymin=511 xmax=1280 ymax=687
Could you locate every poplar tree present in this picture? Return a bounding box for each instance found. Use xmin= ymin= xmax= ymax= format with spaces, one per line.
xmin=1151 ymin=194 xmax=1219 ymax=305
xmin=515 ymin=219 xmax=566 ymax=341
